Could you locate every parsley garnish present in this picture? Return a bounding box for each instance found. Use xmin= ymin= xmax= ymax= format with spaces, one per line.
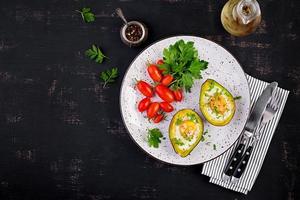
xmin=159 ymin=40 xmax=208 ymax=92
xmin=172 ymin=138 xmax=184 ymax=146
xmin=187 ymin=113 xmax=198 ymax=122
xmin=147 ymin=128 xmax=163 ymax=148
xmin=233 ymin=96 xmax=242 ymax=100
xmin=100 ymin=68 xmax=118 ymax=88
xmin=200 ymin=136 xmax=205 ymax=142
xmin=213 ymin=106 xmax=219 ymax=114
xmin=85 ymin=45 xmax=107 ymax=64
xmin=76 ymin=7 xmax=95 ymax=23
xmin=213 ymin=144 xmax=217 ymax=150
xmin=175 ymin=118 xmax=183 ymax=125
xmin=208 ymin=82 xmax=215 ymax=91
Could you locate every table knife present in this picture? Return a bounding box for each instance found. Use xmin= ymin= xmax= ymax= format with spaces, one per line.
xmin=222 ymin=82 xmax=278 ymax=181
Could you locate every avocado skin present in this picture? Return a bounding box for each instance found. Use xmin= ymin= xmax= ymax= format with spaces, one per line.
xmin=199 ymin=79 xmax=236 ymax=126
xmin=169 ymin=109 xmax=204 ymax=157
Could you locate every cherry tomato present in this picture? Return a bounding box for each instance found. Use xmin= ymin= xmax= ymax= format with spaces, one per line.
xmin=147 ymin=64 xmax=162 ymax=82
xmin=147 ymin=102 xmax=160 ymax=119
xmin=136 ymin=80 xmax=153 ymax=97
xmin=160 ymin=102 xmax=174 ymax=112
xmin=156 ymin=59 xmax=164 ymax=65
xmin=138 ymin=97 xmax=151 ymax=112
xmin=161 ymin=75 xmax=173 ymax=86
xmin=173 ymin=89 xmax=183 ymax=102
xmin=153 ymin=114 xmax=164 ymax=123
xmin=155 ymin=84 xmax=175 ymax=103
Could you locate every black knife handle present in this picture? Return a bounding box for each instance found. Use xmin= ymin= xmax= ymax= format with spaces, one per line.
xmin=232 ymin=146 xmax=254 ymax=179
xmin=223 ymin=143 xmax=245 ymax=177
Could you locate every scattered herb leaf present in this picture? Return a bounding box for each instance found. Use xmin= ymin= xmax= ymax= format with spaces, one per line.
xmin=76 ymin=7 xmax=95 ymax=23
xmin=203 ymin=130 xmax=208 ymax=135
xmin=85 ymin=45 xmax=107 ymax=63
xmin=159 ymin=40 xmax=208 ymax=92
xmin=187 ymin=113 xmax=198 ymax=122
xmin=233 ymin=96 xmax=242 ymax=100
xmin=208 ymin=82 xmax=215 ymax=91
xmin=147 ymin=128 xmax=163 ymax=148
xmin=213 ymin=144 xmax=217 ymax=150
xmin=175 ymin=118 xmax=183 ymax=125
xmin=172 ymin=138 xmax=184 ymax=146
xmin=100 ymin=67 xmax=118 ymax=88
xmin=200 ymin=136 xmax=205 ymax=142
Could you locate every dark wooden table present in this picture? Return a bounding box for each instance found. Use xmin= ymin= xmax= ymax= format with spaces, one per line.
xmin=0 ymin=0 xmax=299 ymax=199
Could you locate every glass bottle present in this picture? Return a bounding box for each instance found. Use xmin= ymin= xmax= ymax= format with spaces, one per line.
xmin=221 ymin=0 xmax=261 ymax=37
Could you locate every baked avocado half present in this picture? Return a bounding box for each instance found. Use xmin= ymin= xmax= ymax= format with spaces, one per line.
xmin=169 ymin=109 xmax=204 ymax=157
xmin=199 ymin=79 xmax=235 ymax=126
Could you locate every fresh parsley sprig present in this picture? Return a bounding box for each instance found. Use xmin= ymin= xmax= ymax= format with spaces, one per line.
xmin=147 ymin=128 xmax=163 ymax=148
xmin=158 ymin=40 xmax=208 ymax=92
xmin=85 ymin=45 xmax=107 ymax=64
xmin=100 ymin=68 xmax=118 ymax=88
xmin=76 ymin=7 xmax=95 ymax=23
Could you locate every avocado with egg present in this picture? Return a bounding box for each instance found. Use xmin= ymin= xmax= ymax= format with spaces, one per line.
xmin=200 ymin=79 xmax=236 ymax=126
xmin=169 ymin=109 xmax=204 ymax=157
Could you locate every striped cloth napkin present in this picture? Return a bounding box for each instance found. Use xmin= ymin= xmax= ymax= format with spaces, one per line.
xmin=202 ymin=74 xmax=289 ymax=194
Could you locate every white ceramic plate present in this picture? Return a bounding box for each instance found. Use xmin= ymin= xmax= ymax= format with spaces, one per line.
xmin=120 ymin=36 xmax=250 ymax=165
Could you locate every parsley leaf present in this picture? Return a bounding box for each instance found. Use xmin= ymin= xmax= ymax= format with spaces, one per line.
xmin=159 ymin=40 xmax=208 ymax=92
xmin=172 ymin=138 xmax=184 ymax=146
xmin=100 ymin=67 xmax=118 ymax=88
xmin=200 ymin=136 xmax=205 ymax=142
xmin=76 ymin=7 xmax=95 ymax=23
xmin=147 ymin=128 xmax=163 ymax=148
xmin=85 ymin=45 xmax=107 ymax=63
xmin=175 ymin=118 xmax=183 ymax=125
xmin=213 ymin=144 xmax=217 ymax=150
xmin=233 ymin=96 xmax=242 ymax=100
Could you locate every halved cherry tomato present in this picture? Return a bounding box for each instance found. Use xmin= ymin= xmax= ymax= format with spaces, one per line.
xmin=155 ymin=84 xmax=175 ymax=103
xmin=147 ymin=102 xmax=160 ymax=119
xmin=173 ymin=89 xmax=183 ymax=102
xmin=138 ymin=97 xmax=151 ymax=112
xmin=160 ymin=102 xmax=174 ymax=112
xmin=136 ymin=80 xmax=153 ymax=97
xmin=147 ymin=64 xmax=162 ymax=82
xmin=153 ymin=114 xmax=164 ymax=123
xmin=161 ymin=75 xmax=173 ymax=86
xmin=156 ymin=59 xmax=164 ymax=65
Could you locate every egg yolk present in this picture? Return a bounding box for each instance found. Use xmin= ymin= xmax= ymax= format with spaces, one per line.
xmin=179 ymin=120 xmax=196 ymax=138
xmin=210 ymin=94 xmax=227 ymax=114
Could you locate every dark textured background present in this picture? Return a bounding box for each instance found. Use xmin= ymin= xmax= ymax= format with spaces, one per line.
xmin=0 ymin=0 xmax=299 ymax=199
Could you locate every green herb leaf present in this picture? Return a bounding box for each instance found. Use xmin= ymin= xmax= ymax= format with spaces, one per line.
xmin=172 ymin=138 xmax=184 ymax=146
xmin=76 ymin=7 xmax=95 ymax=23
xmin=213 ymin=144 xmax=217 ymax=150
xmin=203 ymin=130 xmax=208 ymax=135
xmin=147 ymin=128 xmax=163 ymax=148
xmin=100 ymin=67 xmax=118 ymax=88
xmin=159 ymin=40 xmax=208 ymax=92
xmin=175 ymin=118 xmax=183 ymax=125
xmin=85 ymin=45 xmax=106 ymax=63
xmin=233 ymin=96 xmax=242 ymax=100
xmin=186 ymin=113 xmax=198 ymax=123
xmin=200 ymin=136 xmax=205 ymax=142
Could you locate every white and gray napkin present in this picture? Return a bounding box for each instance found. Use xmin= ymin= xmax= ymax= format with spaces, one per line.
xmin=202 ymin=74 xmax=289 ymax=194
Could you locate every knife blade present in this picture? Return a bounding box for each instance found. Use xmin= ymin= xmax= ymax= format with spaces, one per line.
xmin=222 ymin=82 xmax=278 ymax=180
xmin=244 ymin=82 xmax=278 ymax=133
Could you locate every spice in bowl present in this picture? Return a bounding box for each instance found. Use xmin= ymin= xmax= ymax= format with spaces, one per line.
xmin=125 ymin=24 xmax=143 ymax=42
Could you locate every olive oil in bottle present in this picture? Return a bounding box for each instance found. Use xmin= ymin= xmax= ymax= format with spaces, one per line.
xmin=221 ymin=0 xmax=261 ymax=37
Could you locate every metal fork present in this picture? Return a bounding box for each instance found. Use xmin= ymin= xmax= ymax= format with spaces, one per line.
xmin=230 ymin=90 xmax=280 ymax=182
